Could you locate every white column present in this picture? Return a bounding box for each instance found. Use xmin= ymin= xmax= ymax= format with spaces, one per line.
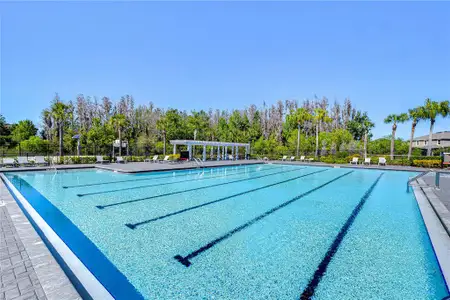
xmin=217 ymin=146 xmax=220 ymax=161
xmin=173 ymin=144 xmax=176 ymax=155
xmin=203 ymin=145 xmax=206 ymax=162
xmin=231 ymin=146 xmax=234 ymax=160
xmin=225 ymin=146 xmax=228 ymax=160
xmin=236 ymin=146 xmax=239 ymax=160
xmin=188 ymin=145 xmax=192 ymax=160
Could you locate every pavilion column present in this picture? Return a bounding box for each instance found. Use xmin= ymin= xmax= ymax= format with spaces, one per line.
xmin=223 ymin=146 xmax=226 ymax=160
xmin=210 ymin=146 xmax=214 ymax=159
xmin=236 ymin=146 xmax=239 ymax=160
xmin=217 ymin=146 xmax=220 ymax=161
xmin=245 ymin=146 xmax=248 ymax=160
xmin=188 ymin=145 xmax=192 ymax=160
xmin=203 ymin=145 xmax=206 ymax=162
xmin=225 ymin=146 xmax=228 ymax=160
xmin=231 ymin=146 xmax=234 ymax=160
xmin=173 ymin=144 xmax=176 ymax=155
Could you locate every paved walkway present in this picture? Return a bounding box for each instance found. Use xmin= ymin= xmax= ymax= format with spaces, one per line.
xmin=0 ymin=180 xmax=80 ymax=300
xmin=0 ymin=205 xmax=46 ymax=300
xmin=423 ymin=172 xmax=450 ymax=211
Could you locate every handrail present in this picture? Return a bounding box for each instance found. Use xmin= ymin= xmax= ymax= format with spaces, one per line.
xmin=193 ymin=158 xmax=204 ymax=168
xmin=406 ymin=170 xmax=431 ymax=192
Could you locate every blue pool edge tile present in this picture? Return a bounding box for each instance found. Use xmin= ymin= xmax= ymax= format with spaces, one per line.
xmin=2 ymin=174 xmax=145 ymax=300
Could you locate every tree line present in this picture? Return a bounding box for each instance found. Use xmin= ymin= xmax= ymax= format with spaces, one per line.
xmin=0 ymin=94 xmax=448 ymax=159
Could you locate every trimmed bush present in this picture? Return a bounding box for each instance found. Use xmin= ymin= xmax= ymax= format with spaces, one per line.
xmin=412 ymin=160 xmax=441 ymax=168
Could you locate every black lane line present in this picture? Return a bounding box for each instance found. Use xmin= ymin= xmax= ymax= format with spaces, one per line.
xmin=125 ymin=169 xmax=329 ymax=229
xmin=63 ymin=164 xmax=266 ymax=189
xmin=173 ymin=170 xmax=354 ymax=267
xmin=96 ymin=167 xmax=307 ymax=210
xmin=77 ymin=166 xmax=286 ymax=197
xmin=299 ymin=172 xmax=384 ymax=300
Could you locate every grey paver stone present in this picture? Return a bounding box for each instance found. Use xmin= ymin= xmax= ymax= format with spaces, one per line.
xmin=4 ymin=287 xmax=19 ymax=300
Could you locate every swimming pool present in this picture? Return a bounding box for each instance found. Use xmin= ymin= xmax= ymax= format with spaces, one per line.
xmin=3 ymin=164 xmax=449 ymax=299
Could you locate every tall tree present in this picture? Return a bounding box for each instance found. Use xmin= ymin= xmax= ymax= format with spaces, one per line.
xmin=384 ymin=113 xmax=409 ymax=160
xmin=421 ymin=99 xmax=450 ymax=156
xmin=11 ymin=120 xmax=38 ymax=143
xmin=51 ymin=101 xmax=71 ymax=156
xmin=407 ymin=107 xmax=425 ymax=159
xmin=286 ymin=108 xmax=312 ymax=156
xmin=361 ymin=113 xmax=374 ymax=159
xmin=313 ymin=108 xmax=332 ymax=157
xmin=109 ymin=114 xmax=128 ymax=156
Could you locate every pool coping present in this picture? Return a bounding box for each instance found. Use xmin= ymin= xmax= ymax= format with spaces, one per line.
xmin=412 ymin=178 xmax=450 ymax=291
xmin=2 ymin=164 xmax=449 ymax=297
xmin=0 ymin=173 xmax=114 ymax=300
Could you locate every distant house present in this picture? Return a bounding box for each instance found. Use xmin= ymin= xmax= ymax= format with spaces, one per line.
xmin=412 ymin=131 xmax=450 ymax=150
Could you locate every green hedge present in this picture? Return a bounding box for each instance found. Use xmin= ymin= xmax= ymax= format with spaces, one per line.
xmin=412 ymin=160 xmax=442 ymax=168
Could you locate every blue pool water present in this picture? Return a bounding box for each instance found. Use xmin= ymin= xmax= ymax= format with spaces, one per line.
xmin=5 ymin=164 xmax=449 ymax=299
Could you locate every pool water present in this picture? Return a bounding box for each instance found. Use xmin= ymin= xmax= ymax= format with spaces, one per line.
xmin=5 ymin=164 xmax=449 ymax=299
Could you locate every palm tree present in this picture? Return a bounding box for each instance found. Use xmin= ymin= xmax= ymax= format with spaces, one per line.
xmin=361 ymin=113 xmax=374 ymax=159
xmin=156 ymin=115 xmax=168 ymax=155
xmin=109 ymin=114 xmax=128 ymax=156
xmin=384 ymin=113 xmax=409 ymax=160
xmin=313 ymin=108 xmax=332 ymax=157
xmin=407 ymin=107 xmax=425 ymax=159
xmin=287 ymin=108 xmax=312 ymax=157
xmin=51 ymin=101 xmax=70 ymax=157
xmin=421 ymin=98 xmax=450 ymax=156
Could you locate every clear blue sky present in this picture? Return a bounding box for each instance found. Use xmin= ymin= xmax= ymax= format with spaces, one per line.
xmin=1 ymin=1 xmax=449 ymax=139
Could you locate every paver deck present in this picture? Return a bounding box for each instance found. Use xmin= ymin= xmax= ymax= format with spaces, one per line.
xmin=0 ymin=179 xmax=80 ymax=300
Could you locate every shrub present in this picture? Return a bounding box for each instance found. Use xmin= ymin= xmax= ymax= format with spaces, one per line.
xmin=412 ymin=160 xmax=441 ymax=168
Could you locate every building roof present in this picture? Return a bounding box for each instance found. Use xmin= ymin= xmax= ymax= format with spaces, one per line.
xmin=413 ymin=131 xmax=450 ymax=141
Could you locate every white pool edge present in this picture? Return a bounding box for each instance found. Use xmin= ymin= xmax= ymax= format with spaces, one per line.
xmin=0 ymin=173 xmax=114 ymax=300
xmin=412 ymin=179 xmax=450 ymax=292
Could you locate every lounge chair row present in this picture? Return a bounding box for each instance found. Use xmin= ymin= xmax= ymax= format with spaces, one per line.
xmin=1 ymin=156 xmax=48 ymax=168
xmin=96 ymin=155 xmax=173 ymax=164
xmin=350 ymin=157 xmax=386 ymax=166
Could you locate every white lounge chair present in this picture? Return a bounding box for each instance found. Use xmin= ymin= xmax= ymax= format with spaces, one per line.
xmin=96 ymin=156 xmax=109 ymax=164
xmin=290 ymin=156 xmax=295 ymax=161
xmin=160 ymin=155 xmax=170 ymax=163
xmin=34 ymin=156 xmax=48 ymax=166
xmin=280 ymin=155 xmax=287 ymax=161
xmin=228 ymin=155 xmax=234 ymax=161
xmin=116 ymin=156 xmax=126 ymax=164
xmin=378 ymin=157 xmax=387 ymax=166
xmin=144 ymin=155 xmax=158 ymax=163
xmin=363 ymin=157 xmax=371 ymax=165
xmin=3 ymin=158 xmax=16 ymax=167
xmin=307 ymin=157 xmax=314 ymax=162
xmin=350 ymin=157 xmax=359 ymax=165
xmin=263 ymin=157 xmax=269 ymax=162
xmin=300 ymin=156 xmax=305 ymax=162
xmin=17 ymin=156 xmax=32 ymax=167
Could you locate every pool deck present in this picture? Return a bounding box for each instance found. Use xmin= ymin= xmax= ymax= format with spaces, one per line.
xmin=1 ymin=160 xmax=450 ymax=298
xmin=0 ymin=179 xmax=81 ymax=300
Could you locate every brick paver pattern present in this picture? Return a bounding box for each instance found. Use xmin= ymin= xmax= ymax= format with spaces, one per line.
xmin=0 ymin=205 xmax=46 ymax=300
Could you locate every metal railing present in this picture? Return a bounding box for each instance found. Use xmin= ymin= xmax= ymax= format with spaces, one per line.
xmin=406 ymin=170 xmax=431 ymax=192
